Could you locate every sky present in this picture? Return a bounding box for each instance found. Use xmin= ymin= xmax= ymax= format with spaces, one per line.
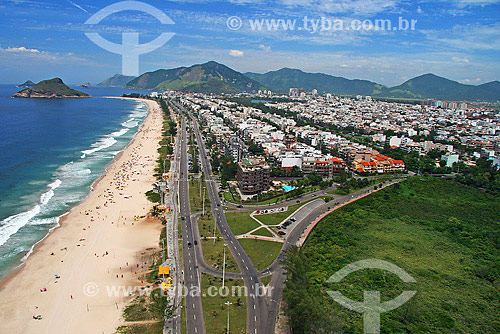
xmin=0 ymin=0 xmax=499 ymax=86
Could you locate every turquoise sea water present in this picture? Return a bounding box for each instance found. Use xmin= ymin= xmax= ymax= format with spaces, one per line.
xmin=0 ymin=85 xmax=151 ymax=278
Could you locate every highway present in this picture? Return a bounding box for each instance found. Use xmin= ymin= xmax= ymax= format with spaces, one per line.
xmin=178 ymin=116 xmax=205 ymax=334
xmin=170 ymin=99 xmax=404 ymax=334
xmin=173 ymin=101 xmax=268 ymax=334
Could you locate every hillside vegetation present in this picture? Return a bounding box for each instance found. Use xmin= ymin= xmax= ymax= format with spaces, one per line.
xmin=283 ymin=177 xmax=500 ymax=333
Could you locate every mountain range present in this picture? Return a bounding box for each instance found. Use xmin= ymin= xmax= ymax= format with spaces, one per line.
xmin=124 ymin=61 xmax=265 ymax=94
xmin=96 ymin=61 xmax=500 ymax=102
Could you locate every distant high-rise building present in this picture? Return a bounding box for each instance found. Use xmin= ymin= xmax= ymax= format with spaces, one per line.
xmin=289 ymin=88 xmax=300 ymax=97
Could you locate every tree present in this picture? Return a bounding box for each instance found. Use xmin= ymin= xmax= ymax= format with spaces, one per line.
xmin=248 ymin=143 xmax=264 ymax=156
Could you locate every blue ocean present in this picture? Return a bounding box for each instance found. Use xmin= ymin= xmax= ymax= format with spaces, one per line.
xmin=0 ymin=85 xmax=151 ymax=279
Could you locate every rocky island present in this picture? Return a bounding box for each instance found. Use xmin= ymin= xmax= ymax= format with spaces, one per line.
xmin=16 ymin=80 xmax=35 ymax=88
xmin=12 ymin=78 xmax=91 ymax=98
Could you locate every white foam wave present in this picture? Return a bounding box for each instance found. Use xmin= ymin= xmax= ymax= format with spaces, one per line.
xmin=28 ymin=217 xmax=59 ymax=226
xmin=21 ymin=216 xmax=60 ymax=261
xmin=0 ymin=205 xmax=41 ymax=247
xmin=111 ymin=128 xmax=129 ymax=137
xmin=40 ymin=179 xmax=62 ymax=205
xmin=123 ymin=120 xmax=139 ymax=128
xmin=48 ymin=179 xmax=62 ymax=190
xmin=40 ymin=189 xmax=54 ymax=205
xmin=81 ymin=137 xmax=117 ymax=156
xmin=121 ymin=118 xmax=135 ymax=127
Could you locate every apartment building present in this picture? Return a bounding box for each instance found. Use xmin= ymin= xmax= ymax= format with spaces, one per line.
xmin=237 ymin=157 xmax=271 ymax=195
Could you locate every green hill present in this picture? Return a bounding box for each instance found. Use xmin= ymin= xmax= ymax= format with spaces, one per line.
xmin=96 ymin=74 xmax=136 ymax=87
xmin=13 ymin=78 xmax=90 ymax=98
xmin=245 ymin=68 xmax=386 ymax=95
xmin=126 ymin=61 xmax=266 ymax=94
xmin=377 ymin=73 xmax=500 ymax=101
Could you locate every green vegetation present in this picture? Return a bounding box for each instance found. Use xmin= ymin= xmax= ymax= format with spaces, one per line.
xmin=328 ymin=177 xmax=372 ymax=195
xmin=116 ymin=322 xmax=163 ymax=334
xmin=145 ymin=190 xmax=160 ymax=203
xmin=225 ymin=211 xmax=260 ymax=235
xmin=238 ymin=239 xmax=283 ymax=271
xmin=283 ymin=177 xmax=500 ymax=333
xmin=261 ymin=275 xmax=272 ymax=286
xmin=126 ymin=61 xmax=265 ymax=94
xmin=245 ymin=68 xmax=385 ymax=96
xmin=189 ymin=177 xmax=209 ymax=212
xmin=122 ymin=288 xmax=171 ymax=322
xmin=13 ymin=78 xmax=90 ymax=98
xmin=251 ymin=227 xmax=274 ymax=237
xmin=97 ymin=74 xmax=135 ymax=87
xmin=198 ymin=213 xmax=239 ymax=273
xmin=200 ymin=274 xmax=247 ymax=334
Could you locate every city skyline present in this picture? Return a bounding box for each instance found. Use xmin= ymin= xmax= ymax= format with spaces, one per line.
xmin=0 ymin=0 xmax=499 ymax=85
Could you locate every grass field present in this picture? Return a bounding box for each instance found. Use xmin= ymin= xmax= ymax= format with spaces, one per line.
xmin=225 ymin=211 xmax=260 ymax=235
xmin=251 ymin=227 xmax=274 ymax=237
xmin=261 ymin=275 xmax=272 ymax=286
xmin=283 ymin=177 xmax=500 ymax=333
xmin=238 ymin=239 xmax=283 ymax=271
xmin=188 ymin=177 xmax=209 ymax=212
xmin=200 ymin=274 xmax=247 ymax=334
xmin=198 ymin=213 xmax=240 ymax=273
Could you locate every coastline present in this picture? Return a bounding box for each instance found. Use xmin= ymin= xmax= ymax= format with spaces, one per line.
xmin=0 ymin=97 xmax=149 ymax=285
xmin=0 ymin=98 xmax=164 ymax=334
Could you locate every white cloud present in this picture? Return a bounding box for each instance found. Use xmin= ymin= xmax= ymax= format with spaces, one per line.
xmin=461 ymin=78 xmax=482 ymax=84
xmin=452 ymin=56 xmax=470 ymax=63
xmin=229 ymin=49 xmax=244 ymax=57
xmin=4 ymin=46 xmax=40 ymax=53
xmin=258 ymin=44 xmax=271 ymax=52
xmin=449 ymin=0 xmax=500 ymax=7
xmin=422 ymin=22 xmax=500 ymax=51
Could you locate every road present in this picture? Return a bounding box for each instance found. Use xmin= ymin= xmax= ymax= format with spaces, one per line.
xmin=173 ymin=101 xmax=268 ymax=334
xmin=178 ymin=116 xmax=205 ymax=334
xmin=171 ymin=99 xmax=406 ymax=334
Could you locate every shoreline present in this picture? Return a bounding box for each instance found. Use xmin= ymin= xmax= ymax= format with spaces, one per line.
xmin=0 ymin=97 xmax=149 ymax=287
xmin=0 ymin=98 xmax=164 ymax=334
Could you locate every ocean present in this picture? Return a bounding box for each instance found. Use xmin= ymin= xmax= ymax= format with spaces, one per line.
xmin=0 ymin=85 xmax=152 ymax=279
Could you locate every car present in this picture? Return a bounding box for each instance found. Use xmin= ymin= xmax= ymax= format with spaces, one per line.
xmin=282 ymin=226 xmax=287 ymax=230
xmin=217 ymin=203 xmax=221 ymax=206
xmin=290 ymin=218 xmax=296 ymax=222
xmin=312 ymin=194 xmax=316 ymax=197
xmin=187 ymin=242 xmax=192 ymax=247
xmin=181 ymin=216 xmax=185 ymax=220
xmin=237 ymin=205 xmax=243 ymax=208
xmin=278 ymin=231 xmax=285 ymax=235
xmin=194 ymin=241 xmax=198 ymax=245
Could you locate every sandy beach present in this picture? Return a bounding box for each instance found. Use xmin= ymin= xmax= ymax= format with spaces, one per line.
xmin=0 ymin=98 xmax=164 ymax=334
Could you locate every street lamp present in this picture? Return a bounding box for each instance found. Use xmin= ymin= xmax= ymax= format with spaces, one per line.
xmin=225 ymin=300 xmax=232 ymax=334
xmin=222 ymin=244 xmax=227 ymax=289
